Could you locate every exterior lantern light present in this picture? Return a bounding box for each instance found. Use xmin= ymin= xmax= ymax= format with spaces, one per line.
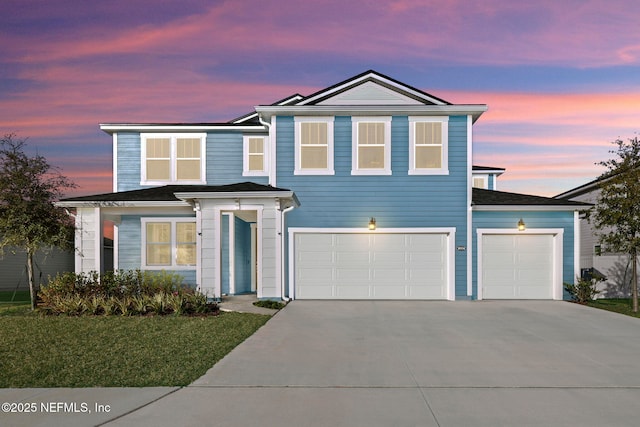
xmin=517 ymin=218 xmax=526 ymax=231
xmin=368 ymin=217 xmax=376 ymax=230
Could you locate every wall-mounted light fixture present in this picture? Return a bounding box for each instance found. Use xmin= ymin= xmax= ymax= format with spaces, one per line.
xmin=368 ymin=217 xmax=376 ymax=230
xmin=517 ymin=218 xmax=526 ymax=231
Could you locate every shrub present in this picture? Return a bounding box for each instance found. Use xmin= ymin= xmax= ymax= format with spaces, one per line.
xmin=38 ymin=270 xmax=217 ymax=316
xmin=253 ymin=300 xmax=286 ymax=310
xmin=564 ymin=277 xmax=602 ymax=304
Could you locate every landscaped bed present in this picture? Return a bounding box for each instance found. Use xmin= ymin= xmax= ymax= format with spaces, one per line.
xmin=587 ymin=298 xmax=640 ymax=319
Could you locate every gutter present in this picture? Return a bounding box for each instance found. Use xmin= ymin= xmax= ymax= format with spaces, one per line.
xmin=258 ymin=113 xmax=276 ymax=186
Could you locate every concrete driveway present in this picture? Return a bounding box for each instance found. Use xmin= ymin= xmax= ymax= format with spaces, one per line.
xmin=100 ymin=300 xmax=640 ymax=427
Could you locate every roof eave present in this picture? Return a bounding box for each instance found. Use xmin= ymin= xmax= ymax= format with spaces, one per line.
xmin=99 ymin=124 xmax=266 ymax=134
xmin=472 ymin=204 xmax=591 ymax=212
xmin=56 ymin=200 xmax=190 ymax=208
xmin=255 ymin=105 xmax=488 ymax=122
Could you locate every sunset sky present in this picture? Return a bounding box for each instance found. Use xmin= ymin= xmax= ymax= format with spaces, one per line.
xmin=1 ymin=0 xmax=639 ymax=197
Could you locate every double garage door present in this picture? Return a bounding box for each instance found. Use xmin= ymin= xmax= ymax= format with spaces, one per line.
xmin=293 ymin=231 xmax=451 ymax=300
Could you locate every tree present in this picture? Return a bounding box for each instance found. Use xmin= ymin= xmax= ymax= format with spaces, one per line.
xmin=590 ymin=136 xmax=640 ymax=312
xmin=0 ymin=134 xmax=76 ymax=310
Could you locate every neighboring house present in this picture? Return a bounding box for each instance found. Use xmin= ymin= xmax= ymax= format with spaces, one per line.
xmin=58 ymin=70 xmax=589 ymax=301
xmin=557 ymin=178 xmax=635 ymax=297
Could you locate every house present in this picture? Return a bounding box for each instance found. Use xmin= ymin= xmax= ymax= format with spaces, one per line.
xmin=58 ymin=70 xmax=590 ymax=301
xmin=557 ymin=177 xmax=635 ymax=297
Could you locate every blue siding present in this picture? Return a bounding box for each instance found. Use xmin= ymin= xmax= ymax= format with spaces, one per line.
xmin=116 ymin=133 xmax=142 ymax=192
xmin=117 ymin=215 xmax=197 ymax=286
xmin=472 ymin=210 xmax=575 ymax=300
xmin=277 ymin=115 xmax=470 ymax=297
xmin=207 ymin=132 xmax=269 ymax=185
xmin=116 ymin=132 xmax=269 ymax=191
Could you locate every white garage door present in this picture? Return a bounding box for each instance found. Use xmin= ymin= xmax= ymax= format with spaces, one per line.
xmin=294 ymin=232 xmax=449 ymax=300
xmin=481 ymin=234 xmax=554 ymax=299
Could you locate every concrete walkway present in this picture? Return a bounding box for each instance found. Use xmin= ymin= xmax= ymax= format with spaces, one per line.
xmin=3 ymin=301 xmax=640 ymax=426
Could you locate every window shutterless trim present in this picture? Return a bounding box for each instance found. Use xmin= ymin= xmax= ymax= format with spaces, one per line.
xmin=243 ymin=135 xmax=269 ymax=176
xmin=294 ymin=116 xmax=335 ymax=175
xmin=408 ymin=116 xmax=449 ymax=175
xmin=141 ymin=133 xmax=207 ymax=185
xmin=351 ymin=116 xmax=392 ymax=175
xmin=141 ymin=218 xmax=197 ymax=270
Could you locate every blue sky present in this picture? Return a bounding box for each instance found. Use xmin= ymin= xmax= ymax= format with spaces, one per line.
xmin=1 ymin=0 xmax=639 ymax=196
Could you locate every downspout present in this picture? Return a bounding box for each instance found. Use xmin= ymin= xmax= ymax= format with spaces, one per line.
xmin=280 ymin=205 xmax=295 ymax=301
xmin=258 ymin=113 xmax=275 ymax=186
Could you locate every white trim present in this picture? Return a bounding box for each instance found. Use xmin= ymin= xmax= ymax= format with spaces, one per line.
xmin=112 ymin=132 xmax=118 ymax=192
xmin=113 ymin=223 xmax=119 ymax=271
xmin=140 ymin=133 xmax=207 ymax=185
xmin=94 ymin=207 xmax=103 ymax=274
xmin=140 ymin=217 xmax=198 ymax=270
xmin=294 ymin=116 xmax=335 ymax=175
xmin=408 ymin=116 xmax=449 ymax=175
xmin=213 ymin=205 xmax=264 ymax=299
xmin=473 ymin=205 xmax=588 ymax=212
xmin=288 ymin=227 xmax=456 ymax=301
xmin=195 ymin=203 xmax=202 ymax=291
xmin=296 ymin=72 xmax=448 ymax=106
xmin=269 ymin=116 xmax=277 ymax=186
xmin=223 ymin=213 xmax=236 ymax=294
xmin=250 ymin=223 xmax=257 ymax=292
xmin=101 ymin=124 xmax=264 ymax=132
xmin=467 ymin=115 xmax=473 ymax=297
xmin=476 ymin=228 xmax=564 ymax=300
xmin=255 ymin=105 xmax=488 ymax=122
xmin=574 ymin=211 xmax=580 ymax=284
xmin=242 ymin=135 xmax=269 ymax=176
xmin=351 ymin=116 xmax=392 ymax=175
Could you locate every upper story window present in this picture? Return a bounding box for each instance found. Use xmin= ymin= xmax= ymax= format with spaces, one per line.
xmin=141 ymin=133 xmax=206 ymax=184
xmin=351 ymin=116 xmax=392 ymax=175
xmin=142 ymin=218 xmax=197 ymax=269
xmin=408 ymin=117 xmax=449 ymax=175
xmin=243 ymin=135 xmax=268 ymax=176
xmin=294 ymin=117 xmax=334 ymax=175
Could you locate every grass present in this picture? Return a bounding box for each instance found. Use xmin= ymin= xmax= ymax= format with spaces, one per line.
xmin=587 ymin=298 xmax=640 ymax=319
xmin=0 ymin=290 xmax=31 ymax=303
xmin=0 ymin=310 xmax=270 ymax=388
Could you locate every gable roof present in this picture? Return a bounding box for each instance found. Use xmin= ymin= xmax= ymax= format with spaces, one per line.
xmin=472 ymin=165 xmax=506 ymax=173
xmin=473 ymin=188 xmax=591 ymax=210
xmin=57 ymin=182 xmax=297 ymax=207
xmin=295 ymin=70 xmax=451 ymax=106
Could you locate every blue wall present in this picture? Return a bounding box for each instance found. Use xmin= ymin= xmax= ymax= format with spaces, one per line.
xmin=472 ymin=210 xmax=576 ymax=300
xmin=276 ymin=115 xmax=470 ymax=297
xmin=117 ymin=215 xmax=197 ymax=286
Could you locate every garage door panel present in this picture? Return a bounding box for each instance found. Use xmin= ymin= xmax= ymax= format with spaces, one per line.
xmin=481 ymin=234 xmax=554 ymax=300
xmin=295 ymin=232 xmax=449 ymax=300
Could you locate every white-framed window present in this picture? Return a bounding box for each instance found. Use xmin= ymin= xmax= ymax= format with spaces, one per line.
xmin=294 ymin=117 xmax=334 ymax=175
xmin=351 ymin=116 xmax=392 ymax=175
xmin=141 ymin=133 xmax=206 ymax=184
xmin=408 ymin=117 xmax=449 ymax=175
xmin=473 ymin=175 xmax=488 ymax=189
xmin=243 ymin=135 xmax=268 ymax=176
xmin=141 ymin=218 xmax=197 ymax=269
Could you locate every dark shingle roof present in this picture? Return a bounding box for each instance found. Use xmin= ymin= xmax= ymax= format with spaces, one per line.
xmin=61 ymin=182 xmax=292 ymax=203
xmin=473 ymin=188 xmax=591 ymax=207
xmin=472 ymin=165 xmax=505 ymax=172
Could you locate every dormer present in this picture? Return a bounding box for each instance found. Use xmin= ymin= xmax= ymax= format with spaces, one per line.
xmin=472 ymin=165 xmax=505 ymax=190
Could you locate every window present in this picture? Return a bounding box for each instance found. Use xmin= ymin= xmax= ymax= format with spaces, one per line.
xmin=473 ymin=176 xmax=487 ymax=189
xmin=409 ymin=117 xmax=448 ymax=175
xmin=351 ymin=117 xmax=391 ymax=175
xmin=141 ymin=133 xmax=206 ymax=184
xmin=243 ymin=136 xmax=268 ymax=176
xmin=142 ymin=219 xmax=197 ymax=269
xmin=294 ymin=117 xmax=334 ymax=175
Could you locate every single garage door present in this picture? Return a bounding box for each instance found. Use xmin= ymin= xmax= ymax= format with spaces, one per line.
xmin=294 ymin=232 xmax=449 ymax=300
xmin=481 ymin=234 xmax=554 ymax=299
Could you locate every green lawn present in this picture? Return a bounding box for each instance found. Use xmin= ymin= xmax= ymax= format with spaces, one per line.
xmin=587 ymin=298 xmax=640 ymax=319
xmin=0 ymin=290 xmax=30 ymax=303
xmin=0 ymin=308 xmax=270 ymax=388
